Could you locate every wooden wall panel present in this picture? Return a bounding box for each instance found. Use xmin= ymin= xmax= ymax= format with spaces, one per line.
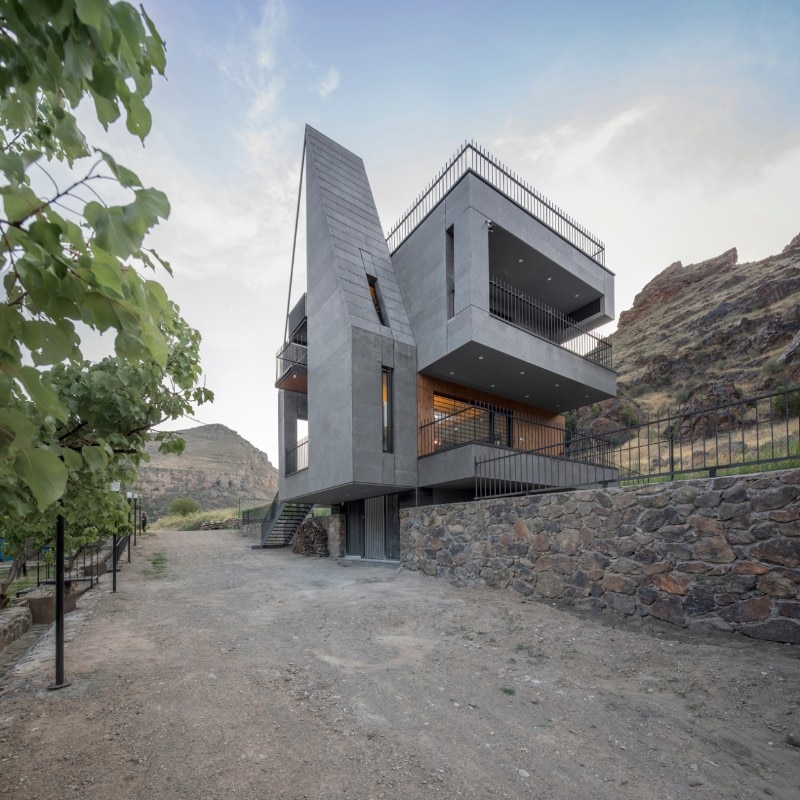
xmin=417 ymin=374 xmax=564 ymax=456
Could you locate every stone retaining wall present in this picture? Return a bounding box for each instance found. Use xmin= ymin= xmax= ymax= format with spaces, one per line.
xmin=400 ymin=469 xmax=800 ymax=643
xmin=0 ymin=606 xmax=32 ymax=653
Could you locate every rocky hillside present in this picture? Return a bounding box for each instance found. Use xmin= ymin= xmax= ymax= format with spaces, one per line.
xmin=573 ymin=233 xmax=800 ymax=433
xmin=134 ymin=424 xmax=277 ymax=519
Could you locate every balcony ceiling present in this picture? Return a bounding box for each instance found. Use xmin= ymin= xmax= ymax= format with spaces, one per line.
xmin=489 ymin=225 xmax=602 ymax=320
xmin=422 ymin=341 xmax=614 ymax=413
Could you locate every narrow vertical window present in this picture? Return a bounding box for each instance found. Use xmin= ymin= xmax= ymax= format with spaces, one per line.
xmin=381 ymin=367 xmax=393 ymax=453
xmin=368 ymin=275 xmax=387 ymax=326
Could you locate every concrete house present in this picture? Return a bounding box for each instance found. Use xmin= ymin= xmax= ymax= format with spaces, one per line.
xmin=274 ymin=127 xmax=616 ymax=560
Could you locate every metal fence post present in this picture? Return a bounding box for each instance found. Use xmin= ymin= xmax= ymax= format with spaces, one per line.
xmin=48 ymin=514 xmax=70 ymax=690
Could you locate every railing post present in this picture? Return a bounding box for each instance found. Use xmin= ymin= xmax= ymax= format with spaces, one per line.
xmin=48 ymin=514 xmax=70 ymax=690
xmin=112 ymin=533 xmax=117 ymax=593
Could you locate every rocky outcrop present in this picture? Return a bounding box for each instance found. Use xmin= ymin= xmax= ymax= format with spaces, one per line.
xmin=135 ymin=424 xmax=277 ymax=518
xmin=611 ymin=236 xmax=800 ymax=411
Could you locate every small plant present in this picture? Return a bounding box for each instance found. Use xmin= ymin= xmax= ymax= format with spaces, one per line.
xmin=620 ymin=405 xmax=639 ymax=428
xmin=500 ymin=687 xmax=516 ymax=696
xmin=772 ymin=390 xmax=800 ymax=420
xmin=143 ymin=552 xmax=167 ymax=578
xmin=168 ymin=497 xmax=201 ymax=516
xmin=590 ymin=405 xmax=601 ymax=418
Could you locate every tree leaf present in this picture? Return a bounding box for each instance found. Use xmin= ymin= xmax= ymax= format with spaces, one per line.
xmin=1 ymin=185 xmax=41 ymax=223
xmin=14 ymin=446 xmax=68 ymax=510
xmin=75 ymin=0 xmax=107 ymax=29
xmin=0 ymin=408 xmax=36 ymax=450
xmin=20 ymin=320 xmax=76 ymax=365
xmin=97 ymin=149 xmax=142 ymax=188
xmin=85 ymin=201 xmax=142 ymax=258
xmin=81 ymin=444 xmax=108 ymax=472
xmin=125 ymin=93 xmax=152 ymax=141
xmin=17 ymin=366 xmax=68 ymax=421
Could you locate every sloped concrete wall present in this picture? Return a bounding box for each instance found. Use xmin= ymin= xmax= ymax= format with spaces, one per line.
xmin=400 ymin=469 xmax=800 ymax=643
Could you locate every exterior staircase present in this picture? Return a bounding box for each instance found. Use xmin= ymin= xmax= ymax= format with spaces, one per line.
xmin=260 ymin=494 xmax=314 ymax=547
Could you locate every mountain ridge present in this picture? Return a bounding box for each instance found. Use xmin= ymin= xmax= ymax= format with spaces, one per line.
xmin=134 ymin=424 xmax=277 ymax=518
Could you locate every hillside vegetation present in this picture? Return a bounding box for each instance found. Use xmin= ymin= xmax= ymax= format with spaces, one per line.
xmin=575 ymin=233 xmax=800 ymax=434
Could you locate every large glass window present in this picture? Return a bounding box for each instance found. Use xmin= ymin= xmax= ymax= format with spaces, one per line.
xmin=382 ymin=367 xmax=393 ymax=452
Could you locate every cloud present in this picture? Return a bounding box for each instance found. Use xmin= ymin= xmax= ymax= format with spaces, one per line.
xmin=316 ymin=67 xmax=340 ymax=99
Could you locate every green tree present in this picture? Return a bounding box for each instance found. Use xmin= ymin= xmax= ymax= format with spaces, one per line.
xmin=0 ymin=0 xmax=186 ymax=508
xmin=0 ymin=1 xmax=213 ymax=602
xmin=168 ymin=496 xmax=201 ymax=517
xmin=0 ymin=318 xmax=212 ymax=604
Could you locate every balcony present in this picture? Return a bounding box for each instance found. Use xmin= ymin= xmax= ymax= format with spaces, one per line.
xmin=275 ymin=341 xmax=308 ymax=392
xmin=417 ymin=403 xmax=619 ymax=494
xmin=489 ymin=276 xmax=612 ymax=369
xmin=285 ymin=436 xmax=309 ymax=475
xmin=387 ymin=141 xmax=605 ymax=266
xmin=419 ymin=402 xmax=563 ymax=457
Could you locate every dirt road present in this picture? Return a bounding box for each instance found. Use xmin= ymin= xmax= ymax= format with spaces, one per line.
xmin=1 ymin=528 xmax=799 ymax=799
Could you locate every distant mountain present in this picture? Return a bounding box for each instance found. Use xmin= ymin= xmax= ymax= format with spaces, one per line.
xmin=134 ymin=424 xmax=278 ymax=519
xmin=573 ymin=233 xmax=800 ymax=433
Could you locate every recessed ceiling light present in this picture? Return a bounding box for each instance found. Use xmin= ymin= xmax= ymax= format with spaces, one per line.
xmin=490 ymin=384 xmax=495 ymax=388
xmin=574 ymin=293 xmax=580 ymax=298
xmin=449 ymin=371 xmax=455 ymax=375
xmin=555 ymin=383 xmax=560 ymax=387
xmin=547 ymin=277 xmax=552 ymax=281
xmin=524 ymin=394 xmax=529 ymax=398
xmin=518 ymin=258 xmax=523 ymax=263
xmin=478 ymin=355 xmax=484 ymax=360
xmin=520 ymin=371 xmax=525 ymax=375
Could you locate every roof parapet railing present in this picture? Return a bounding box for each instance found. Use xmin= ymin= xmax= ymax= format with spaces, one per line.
xmin=386 ymin=141 xmax=605 ymax=267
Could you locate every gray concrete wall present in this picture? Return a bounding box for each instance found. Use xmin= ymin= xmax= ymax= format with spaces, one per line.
xmin=280 ymin=127 xmax=418 ymax=502
xmin=391 ymin=173 xmax=615 ymax=404
xmin=400 ymin=469 xmax=800 ymax=644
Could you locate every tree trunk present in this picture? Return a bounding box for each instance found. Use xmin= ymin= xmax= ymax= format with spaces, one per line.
xmin=0 ymin=555 xmax=25 ymax=609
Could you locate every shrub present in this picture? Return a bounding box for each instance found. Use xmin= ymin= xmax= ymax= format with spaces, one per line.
xmin=167 ymin=497 xmax=201 ymax=516
xmin=772 ymin=391 xmax=800 ymax=420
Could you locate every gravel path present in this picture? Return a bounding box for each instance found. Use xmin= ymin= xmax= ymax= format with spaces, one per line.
xmin=1 ymin=528 xmax=799 ymax=800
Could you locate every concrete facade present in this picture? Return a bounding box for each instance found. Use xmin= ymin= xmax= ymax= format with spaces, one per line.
xmin=276 ymin=128 xmax=616 ymax=559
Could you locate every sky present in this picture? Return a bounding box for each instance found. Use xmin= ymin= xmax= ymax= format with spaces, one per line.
xmin=91 ymin=0 xmax=800 ymax=464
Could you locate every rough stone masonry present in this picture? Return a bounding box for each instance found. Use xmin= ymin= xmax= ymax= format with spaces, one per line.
xmin=400 ymin=469 xmax=800 ymax=643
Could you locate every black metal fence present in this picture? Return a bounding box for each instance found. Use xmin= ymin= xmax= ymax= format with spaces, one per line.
xmin=419 ymin=402 xmax=563 ymax=456
xmin=275 ymin=341 xmax=307 ymax=384
xmin=386 ymin=141 xmax=605 ymax=267
xmin=475 ymin=385 xmax=800 ymax=499
xmin=608 ymin=385 xmax=800 ymax=483
xmin=30 ymin=542 xmax=107 ymax=590
xmin=242 ymin=503 xmax=273 ymax=526
xmin=489 ymin=276 xmax=612 ymax=368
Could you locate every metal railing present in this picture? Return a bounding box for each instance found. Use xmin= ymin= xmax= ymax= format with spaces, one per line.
xmin=276 ymin=341 xmax=308 ymax=384
xmin=285 ymin=436 xmax=309 ymax=475
xmin=31 ymin=542 xmax=108 ymax=589
xmin=419 ymin=402 xmax=564 ymax=457
xmin=242 ymin=502 xmax=273 ymax=526
xmin=474 ymin=385 xmax=800 ymax=499
xmin=387 ymin=141 xmax=605 ymax=267
xmin=609 ymin=385 xmax=800 ymax=483
xmin=475 ymin=431 xmax=622 ymax=499
xmin=489 ymin=276 xmax=612 ymax=369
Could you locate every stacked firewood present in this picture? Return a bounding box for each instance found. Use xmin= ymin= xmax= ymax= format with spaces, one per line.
xmin=292 ymin=518 xmax=330 ymax=557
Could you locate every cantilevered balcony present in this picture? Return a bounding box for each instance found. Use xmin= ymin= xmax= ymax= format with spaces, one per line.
xmin=417 ymin=403 xmax=619 ymax=494
xmin=275 ymin=341 xmax=308 ymax=392
xmin=489 ymin=276 xmax=612 ymax=369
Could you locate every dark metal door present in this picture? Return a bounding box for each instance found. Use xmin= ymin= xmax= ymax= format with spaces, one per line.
xmin=345 ymin=500 xmax=364 ymax=557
